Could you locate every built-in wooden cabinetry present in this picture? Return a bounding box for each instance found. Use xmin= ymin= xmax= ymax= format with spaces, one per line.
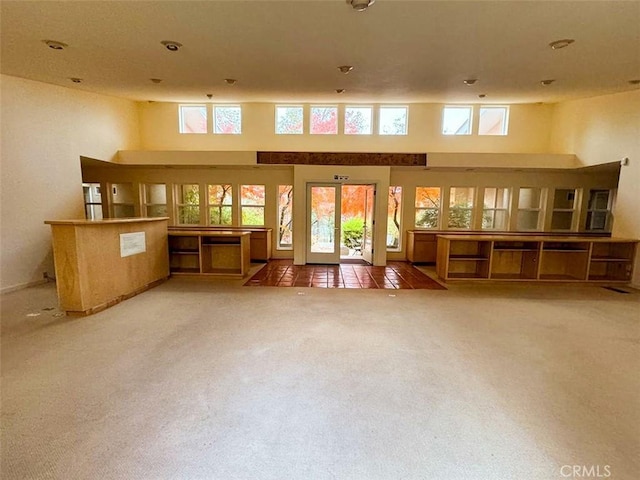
xmin=169 ymin=231 xmax=251 ymax=277
xmin=406 ymin=231 xmax=438 ymax=264
xmin=168 ymin=226 xmax=271 ymax=262
xmin=436 ymin=235 xmax=637 ymax=283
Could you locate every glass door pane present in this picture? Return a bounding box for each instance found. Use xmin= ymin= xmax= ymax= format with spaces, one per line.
xmin=307 ymin=184 xmax=340 ymax=264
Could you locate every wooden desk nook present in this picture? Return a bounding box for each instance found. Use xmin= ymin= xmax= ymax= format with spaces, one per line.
xmin=436 ymin=235 xmax=637 ymax=283
xmin=45 ymin=218 xmax=170 ymax=315
xmin=168 ymin=230 xmax=251 ymax=277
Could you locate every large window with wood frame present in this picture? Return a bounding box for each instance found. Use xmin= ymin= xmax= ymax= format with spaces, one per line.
xmin=448 ymin=187 xmax=475 ymax=229
xmin=207 ymin=184 xmax=233 ymax=225
xmin=240 ymin=185 xmax=266 ymax=226
xmin=482 ymin=187 xmax=510 ymax=230
xmin=143 ymin=183 xmax=168 ymax=218
xmin=387 ymin=186 xmax=402 ymax=249
xmin=517 ymin=187 xmax=544 ymax=231
xmin=176 ymin=184 xmax=200 ymax=224
xmin=551 ymin=188 xmax=578 ymax=231
xmin=585 ymin=189 xmax=612 ymax=231
xmin=415 ymin=187 xmax=441 ymax=229
xmin=277 ymin=185 xmax=293 ymax=249
xmin=111 ymin=183 xmax=135 ymax=218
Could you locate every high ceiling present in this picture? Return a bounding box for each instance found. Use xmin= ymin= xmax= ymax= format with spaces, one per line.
xmin=1 ymin=0 xmax=639 ymax=104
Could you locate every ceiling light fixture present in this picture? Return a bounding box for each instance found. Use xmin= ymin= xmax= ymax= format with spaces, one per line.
xmin=348 ymin=0 xmax=375 ymax=12
xmin=150 ymin=78 xmax=162 ymax=84
xmin=206 ymin=94 xmax=213 ymax=99
xmin=338 ymin=65 xmax=353 ymax=74
xmin=463 ymin=79 xmax=477 ymax=86
xmin=549 ymin=39 xmax=575 ymax=50
xmin=224 ymin=78 xmax=237 ymax=85
xmin=69 ymin=77 xmax=82 ymax=83
xmin=336 ymin=89 xmax=346 ymax=94
xmin=478 ymin=94 xmax=486 ymax=98
xmin=160 ymin=40 xmax=182 ymax=51
xmin=43 ymin=40 xmax=68 ymax=50
xmin=540 ymin=79 xmax=555 ymax=86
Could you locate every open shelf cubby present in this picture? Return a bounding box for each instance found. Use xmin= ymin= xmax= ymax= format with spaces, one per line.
xmin=437 ymin=235 xmax=637 ymax=283
xmin=588 ymin=241 xmax=636 ymax=281
xmin=168 ymin=231 xmax=250 ymax=277
xmin=445 ymin=240 xmax=492 ymax=279
xmin=490 ymin=247 xmax=540 ymax=280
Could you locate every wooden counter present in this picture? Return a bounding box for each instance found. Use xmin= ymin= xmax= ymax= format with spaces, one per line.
xmin=168 ymin=230 xmax=251 ymax=277
xmin=407 ymin=230 xmax=611 ymax=264
xmin=45 ymin=218 xmax=169 ymax=315
xmin=168 ymin=226 xmax=272 ymax=262
xmin=436 ymin=234 xmax=637 ymax=283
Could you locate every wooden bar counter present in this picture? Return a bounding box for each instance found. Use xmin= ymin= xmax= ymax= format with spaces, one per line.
xmin=45 ymin=218 xmax=169 ymax=315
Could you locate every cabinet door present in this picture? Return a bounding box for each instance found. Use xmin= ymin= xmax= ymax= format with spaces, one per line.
xmin=249 ymin=231 xmax=269 ymax=261
xmin=411 ymin=234 xmax=438 ymax=263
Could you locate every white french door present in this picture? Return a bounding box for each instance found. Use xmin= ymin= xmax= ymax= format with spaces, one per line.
xmin=361 ymin=184 xmax=375 ymax=264
xmin=306 ymin=184 xmax=341 ymax=264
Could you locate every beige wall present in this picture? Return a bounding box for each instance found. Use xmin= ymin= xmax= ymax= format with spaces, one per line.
xmin=138 ymin=102 xmax=555 ymax=154
xmin=0 ymin=75 xmax=140 ymax=292
xmin=550 ymin=90 xmax=640 ymax=285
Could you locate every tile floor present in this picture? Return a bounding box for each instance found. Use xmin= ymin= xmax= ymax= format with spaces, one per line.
xmin=245 ymin=260 xmax=446 ymax=289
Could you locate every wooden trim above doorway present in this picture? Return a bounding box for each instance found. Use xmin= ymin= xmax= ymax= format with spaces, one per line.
xmin=257 ymin=151 xmax=427 ymax=166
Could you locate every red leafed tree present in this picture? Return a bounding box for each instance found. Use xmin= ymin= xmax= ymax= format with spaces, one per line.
xmin=311 ymin=108 xmax=337 ymax=134
xmin=341 ymin=185 xmax=366 ymax=219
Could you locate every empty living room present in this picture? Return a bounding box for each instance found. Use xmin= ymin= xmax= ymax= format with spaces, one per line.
xmin=1 ymin=1 xmax=639 ymax=479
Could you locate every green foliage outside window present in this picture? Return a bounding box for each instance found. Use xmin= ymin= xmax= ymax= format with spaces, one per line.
xmin=342 ymin=217 xmax=364 ymax=249
xmin=448 ymin=204 xmax=473 ymax=228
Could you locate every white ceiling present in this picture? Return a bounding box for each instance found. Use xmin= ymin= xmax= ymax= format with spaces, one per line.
xmin=1 ymin=0 xmax=639 ymax=104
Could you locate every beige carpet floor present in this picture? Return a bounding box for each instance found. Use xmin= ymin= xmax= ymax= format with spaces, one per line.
xmin=1 ymin=278 xmax=639 ymax=479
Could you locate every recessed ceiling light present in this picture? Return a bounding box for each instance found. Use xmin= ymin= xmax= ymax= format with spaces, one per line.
xmin=150 ymin=78 xmax=162 ymax=84
xmin=69 ymin=77 xmax=82 ymax=83
xmin=43 ymin=40 xmax=68 ymax=50
xmin=463 ymin=79 xmax=477 ymax=86
xmin=336 ymin=89 xmax=346 ymax=94
xmin=224 ymin=78 xmax=237 ymax=85
xmin=160 ymin=40 xmax=182 ymax=51
xmin=540 ymin=79 xmax=555 ymax=86
xmin=629 ymin=79 xmax=640 ymax=85
xmin=549 ymin=39 xmax=575 ymax=50
xmin=338 ymin=65 xmax=353 ymax=74
xmin=348 ymin=0 xmax=375 ymax=12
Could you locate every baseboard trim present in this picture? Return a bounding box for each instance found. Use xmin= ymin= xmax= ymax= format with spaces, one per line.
xmin=1 ymin=279 xmax=49 ymax=295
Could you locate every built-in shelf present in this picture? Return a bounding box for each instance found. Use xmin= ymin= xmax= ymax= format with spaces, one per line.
xmin=436 ymin=235 xmax=637 ymax=283
xmin=168 ymin=231 xmax=251 ymax=277
xmin=450 ymin=255 xmax=489 ymax=261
